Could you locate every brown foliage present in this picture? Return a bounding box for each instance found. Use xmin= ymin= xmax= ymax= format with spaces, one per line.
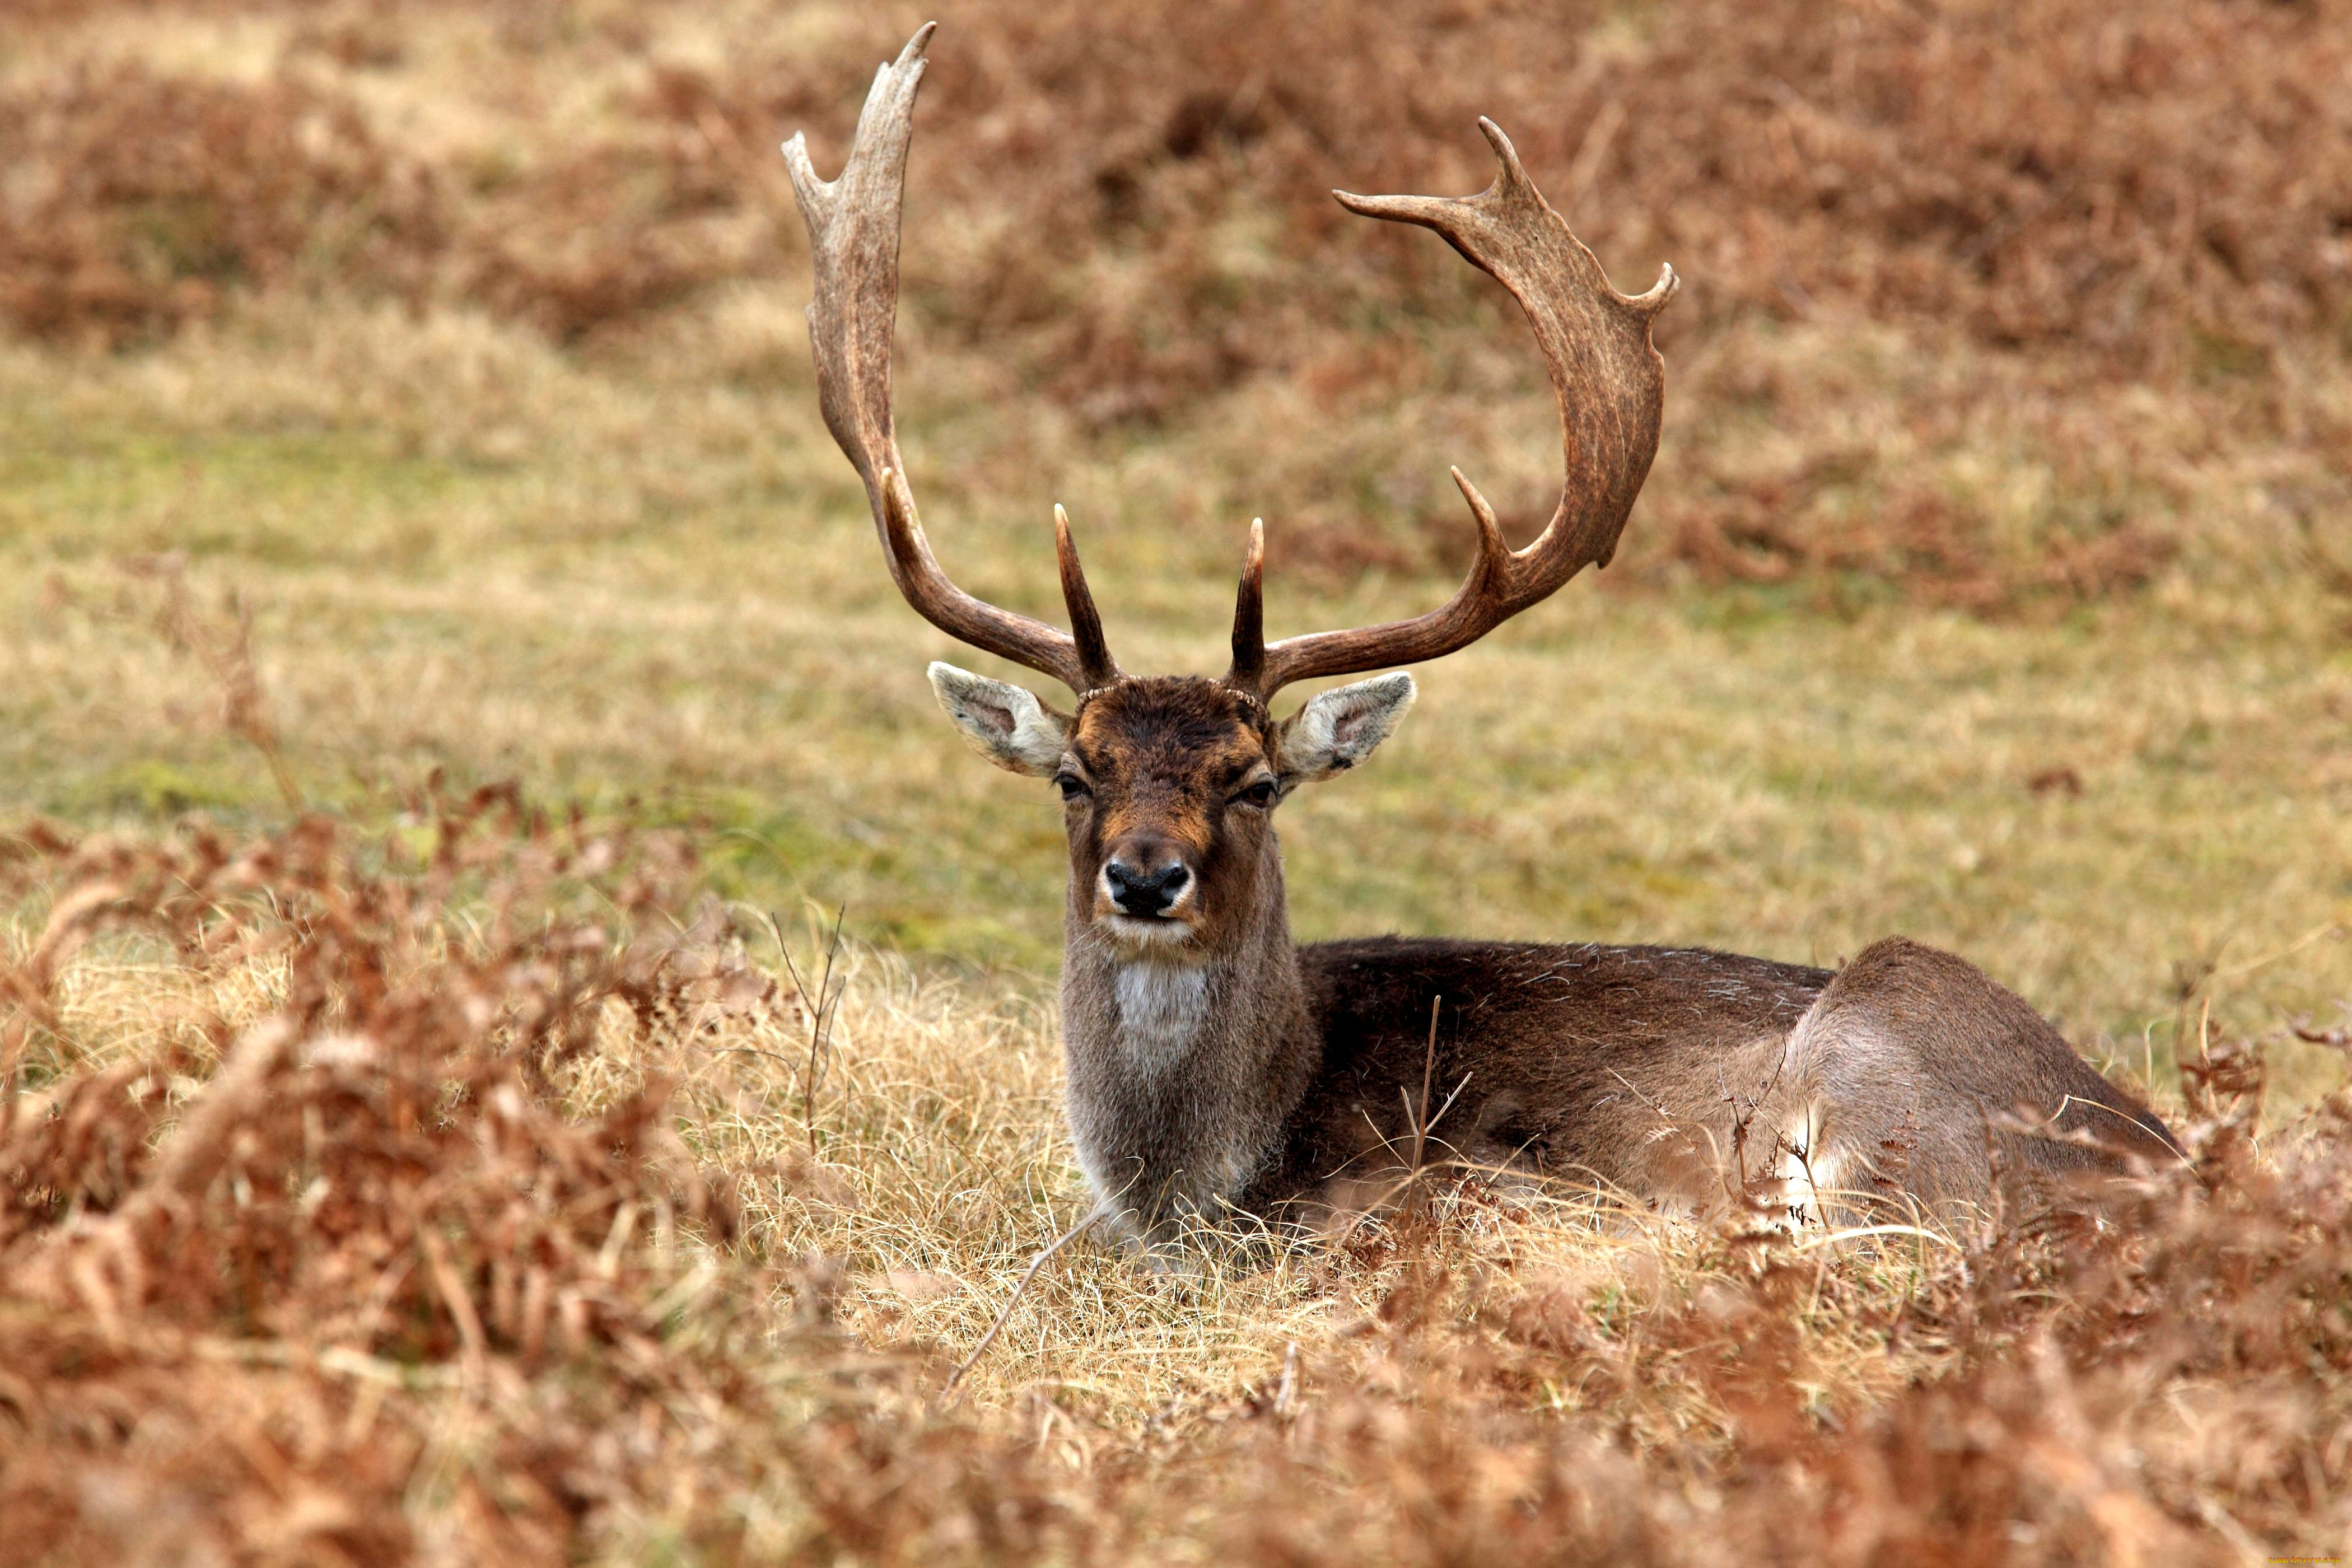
xmin=0 ymin=63 xmax=446 ymax=344
xmin=6 ymin=0 xmax=2344 ymax=605
xmin=0 ymin=797 xmax=773 ymax=1564
xmin=727 ymin=0 xmax=2352 ymax=411
xmin=1663 ymin=463 xmax=2181 ymax=609
xmin=0 ymin=799 xmax=2346 ymax=1561
xmin=13 ymin=1 xmax=2346 ymax=380
xmin=1200 ymin=1060 xmax=2349 ymax=1566
xmin=459 ymin=87 xmax=779 ymax=343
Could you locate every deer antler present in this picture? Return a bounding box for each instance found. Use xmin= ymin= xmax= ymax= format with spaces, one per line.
xmin=783 ymin=24 xmax=1120 ymax=696
xmin=1224 ymin=118 xmax=1677 ymax=700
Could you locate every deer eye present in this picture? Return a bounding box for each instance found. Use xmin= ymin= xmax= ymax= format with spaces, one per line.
xmin=1233 ymin=779 xmax=1280 ymax=810
xmin=1053 ymin=772 xmax=1090 ymax=801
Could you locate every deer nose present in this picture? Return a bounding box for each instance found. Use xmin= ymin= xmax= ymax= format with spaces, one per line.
xmin=1103 ymin=857 xmax=1191 ymax=917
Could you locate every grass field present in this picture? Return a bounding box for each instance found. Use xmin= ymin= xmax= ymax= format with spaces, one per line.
xmin=6 ymin=292 xmax=2346 ymax=1099
xmin=3 ymin=1 xmax=2351 ymax=1562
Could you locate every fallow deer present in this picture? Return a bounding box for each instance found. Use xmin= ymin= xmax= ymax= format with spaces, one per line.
xmin=784 ymin=27 xmax=2180 ymax=1247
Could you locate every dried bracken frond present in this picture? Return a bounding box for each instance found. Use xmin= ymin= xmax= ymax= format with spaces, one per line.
xmin=2 ymin=792 xmax=2346 ymax=1562
xmin=0 ymin=799 xmax=789 ymax=1564
xmin=0 ymin=62 xmax=446 ymax=345
xmin=6 ymin=0 xmax=2343 ymax=606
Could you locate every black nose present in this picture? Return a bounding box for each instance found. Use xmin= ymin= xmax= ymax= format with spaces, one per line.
xmin=1104 ymin=858 xmax=1190 ymax=917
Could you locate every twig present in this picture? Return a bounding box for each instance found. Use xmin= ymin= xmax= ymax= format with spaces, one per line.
xmin=2291 ymin=1018 xmax=2352 ymax=1051
xmin=111 ymin=559 xmax=306 ymax=814
xmin=1410 ymin=995 xmax=1441 ymax=1180
xmin=771 ymin=905 xmax=850 ymax=1160
xmin=941 ymin=1204 xmax=1104 ymax=1399
xmin=1394 ymin=995 xmax=1462 ymax=1228
xmin=1784 ymin=1224 xmax=1962 ymax=1253
xmin=419 ymin=1229 xmax=489 ymax=1391
xmin=712 ymin=1045 xmax=800 ymax=1068
xmin=1334 ymin=1073 xmax=1474 ymax=1250
xmin=1783 ymin=1124 xmax=1826 ymax=1231
xmin=2210 ymin=920 xmax=2341 ymax=984
xmin=806 ymin=904 xmax=848 ymax=1159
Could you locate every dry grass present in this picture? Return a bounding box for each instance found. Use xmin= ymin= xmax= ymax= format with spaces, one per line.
xmin=2 ymin=813 xmax=2348 ymax=1563
xmin=6 ymin=289 xmax=2344 ymax=1089
xmin=2 ymin=0 xmax=2350 ymax=1559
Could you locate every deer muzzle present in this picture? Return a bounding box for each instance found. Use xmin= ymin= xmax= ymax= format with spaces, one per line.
xmin=1098 ymin=839 xmax=1197 ymax=926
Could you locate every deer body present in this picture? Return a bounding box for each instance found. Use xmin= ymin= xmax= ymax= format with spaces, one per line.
xmin=1278 ymin=936 xmax=2171 ymax=1226
xmin=786 ymin=28 xmax=2179 ymax=1247
xmin=1074 ymin=926 xmax=2181 ymax=1244
xmin=1047 ymin=681 xmax=2172 ymax=1244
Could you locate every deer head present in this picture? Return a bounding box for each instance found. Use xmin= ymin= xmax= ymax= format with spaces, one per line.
xmin=786 ymin=24 xmax=1675 ymax=962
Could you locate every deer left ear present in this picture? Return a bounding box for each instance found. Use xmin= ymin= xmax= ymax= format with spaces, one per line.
xmin=1275 ymin=673 xmax=1416 ymax=787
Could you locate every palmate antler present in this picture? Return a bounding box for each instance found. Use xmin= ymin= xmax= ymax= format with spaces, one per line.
xmin=1225 ymin=120 xmax=1678 ymax=699
xmin=783 ymin=24 xmax=1120 ymax=696
xmin=788 ymin=25 xmax=1676 ymax=706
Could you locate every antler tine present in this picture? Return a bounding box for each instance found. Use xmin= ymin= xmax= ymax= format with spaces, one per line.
xmin=785 ymin=24 xmax=1118 ymax=696
xmin=1226 ymin=116 xmax=1678 ymax=699
xmin=1054 ymin=504 xmax=1118 ymax=687
xmin=1227 ymin=517 xmax=1267 ymax=694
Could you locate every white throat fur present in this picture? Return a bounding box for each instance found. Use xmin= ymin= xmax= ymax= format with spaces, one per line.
xmin=1111 ymin=960 xmax=1212 ymax=1062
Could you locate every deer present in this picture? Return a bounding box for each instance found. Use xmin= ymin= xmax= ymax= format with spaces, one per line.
xmin=783 ymin=26 xmax=2180 ymax=1250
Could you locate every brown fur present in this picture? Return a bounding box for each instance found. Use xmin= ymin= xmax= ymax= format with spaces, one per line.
xmin=1046 ymin=678 xmax=2179 ymax=1247
xmin=1060 ymin=678 xmax=1277 ymax=942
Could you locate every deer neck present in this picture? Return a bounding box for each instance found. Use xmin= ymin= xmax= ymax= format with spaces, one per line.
xmin=1058 ymin=837 xmax=1318 ymax=1244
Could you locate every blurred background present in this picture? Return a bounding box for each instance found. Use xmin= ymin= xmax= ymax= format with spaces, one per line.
xmin=1 ymin=0 xmax=2346 ymax=1099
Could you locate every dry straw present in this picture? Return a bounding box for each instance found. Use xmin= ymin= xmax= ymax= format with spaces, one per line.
xmin=0 ymin=800 xmax=2346 ymax=1562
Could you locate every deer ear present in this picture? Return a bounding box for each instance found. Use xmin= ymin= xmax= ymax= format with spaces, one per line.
xmin=927 ymin=663 xmax=1071 ymax=777
xmin=1276 ymin=673 xmax=1416 ymax=786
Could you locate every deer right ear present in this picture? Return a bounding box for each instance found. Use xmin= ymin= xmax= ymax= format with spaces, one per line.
xmin=927 ymin=663 xmax=1071 ymax=777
